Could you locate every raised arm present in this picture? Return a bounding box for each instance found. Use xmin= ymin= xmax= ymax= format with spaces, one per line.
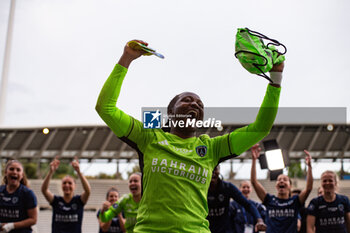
xmin=71 ymin=157 xmax=91 ymax=204
xmin=41 ymin=157 xmax=60 ymax=204
xmin=298 ymin=150 xmax=313 ymax=204
xmin=95 ymin=40 xmax=146 ymax=138
xmin=250 ymin=144 xmax=267 ymax=202
xmin=229 ymin=63 xmax=283 ymax=156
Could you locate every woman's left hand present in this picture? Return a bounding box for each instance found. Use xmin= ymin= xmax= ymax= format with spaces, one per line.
xmin=251 ymin=144 xmax=261 ymax=161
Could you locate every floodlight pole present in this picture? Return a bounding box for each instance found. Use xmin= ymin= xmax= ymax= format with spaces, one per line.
xmin=0 ymin=0 xmax=16 ymax=125
xmin=340 ymin=158 xmax=344 ymax=179
xmin=116 ymin=160 xmax=120 ymax=178
xmin=229 ymin=159 xmax=234 ymax=179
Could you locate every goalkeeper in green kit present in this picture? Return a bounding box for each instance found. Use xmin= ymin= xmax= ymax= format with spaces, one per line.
xmin=96 ymin=39 xmax=284 ymax=233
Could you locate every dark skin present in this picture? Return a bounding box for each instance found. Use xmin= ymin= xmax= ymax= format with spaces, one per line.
xmin=168 ymin=92 xmax=204 ymax=139
xmin=209 ymin=166 xmax=220 ymax=191
xmin=118 ymin=39 xmax=284 ymax=139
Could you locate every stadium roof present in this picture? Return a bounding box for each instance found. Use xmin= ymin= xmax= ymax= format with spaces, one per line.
xmin=1 ymin=124 xmax=350 ymax=162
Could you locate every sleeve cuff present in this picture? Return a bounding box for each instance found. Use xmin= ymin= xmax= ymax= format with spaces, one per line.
xmin=269 ymin=72 xmax=282 ymax=85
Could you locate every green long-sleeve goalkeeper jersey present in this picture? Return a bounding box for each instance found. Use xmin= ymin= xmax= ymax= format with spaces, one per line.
xmin=96 ymin=64 xmax=281 ymax=233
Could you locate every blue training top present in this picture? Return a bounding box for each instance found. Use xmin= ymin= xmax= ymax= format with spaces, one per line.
xmin=50 ymin=195 xmax=85 ymax=233
xmin=307 ymin=194 xmax=350 ymax=233
xmin=263 ymin=193 xmax=301 ymax=233
xmin=0 ymin=184 xmax=37 ymax=233
xmin=207 ymin=180 xmax=261 ymax=233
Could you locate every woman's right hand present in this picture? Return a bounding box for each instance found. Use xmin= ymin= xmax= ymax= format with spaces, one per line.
xmin=101 ymin=201 xmax=111 ymax=212
xmin=304 ymin=149 xmax=312 ymax=167
xmin=118 ymin=39 xmax=149 ymax=68
xmin=125 ymin=40 xmax=148 ymax=59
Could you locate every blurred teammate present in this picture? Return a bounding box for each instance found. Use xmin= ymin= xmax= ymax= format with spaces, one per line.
xmin=100 ymin=173 xmax=141 ymax=233
xmin=307 ymin=170 xmax=350 ymax=233
xmin=95 ymin=39 xmax=283 ymax=232
xmin=41 ymin=157 xmax=91 ymax=233
xmin=230 ymin=180 xmax=267 ymax=233
xmin=250 ymin=145 xmax=313 ymax=233
xmin=97 ymin=187 xmax=124 ymax=233
xmin=0 ymin=160 xmax=37 ymax=233
xmin=207 ymin=166 xmax=266 ymax=233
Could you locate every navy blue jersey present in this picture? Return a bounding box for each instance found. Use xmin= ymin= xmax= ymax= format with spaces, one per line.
xmin=50 ymin=195 xmax=85 ymax=233
xmin=0 ymin=184 xmax=37 ymax=233
xmin=231 ymin=200 xmax=267 ymax=233
xmin=307 ymin=194 xmax=350 ymax=233
xmin=97 ymin=209 xmax=123 ymax=233
xmin=263 ymin=193 xmax=301 ymax=233
xmin=207 ymin=180 xmax=261 ymax=233
xmin=297 ymin=205 xmax=307 ymax=233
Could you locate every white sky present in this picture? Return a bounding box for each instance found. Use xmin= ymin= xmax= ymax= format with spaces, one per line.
xmin=1 ymin=0 xmax=350 ymax=178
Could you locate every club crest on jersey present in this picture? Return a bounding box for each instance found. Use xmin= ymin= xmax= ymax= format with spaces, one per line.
xmin=196 ymin=145 xmax=207 ymax=157
xmin=308 ymin=203 xmax=314 ymax=211
xmin=12 ymin=197 xmax=18 ymax=204
xmin=218 ymin=194 xmax=225 ymax=202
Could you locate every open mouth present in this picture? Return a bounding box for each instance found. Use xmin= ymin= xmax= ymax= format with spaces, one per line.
xmin=9 ymin=175 xmax=18 ymax=181
xmin=130 ymin=186 xmax=138 ymax=192
xmin=278 ymin=184 xmax=285 ymax=189
xmin=63 ymin=187 xmax=72 ymax=192
xmin=323 ymin=185 xmax=333 ymax=190
xmin=187 ymin=110 xmax=198 ymax=119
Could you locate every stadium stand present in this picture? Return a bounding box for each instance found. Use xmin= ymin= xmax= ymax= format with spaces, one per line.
xmin=1 ymin=125 xmax=350 ymax=162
